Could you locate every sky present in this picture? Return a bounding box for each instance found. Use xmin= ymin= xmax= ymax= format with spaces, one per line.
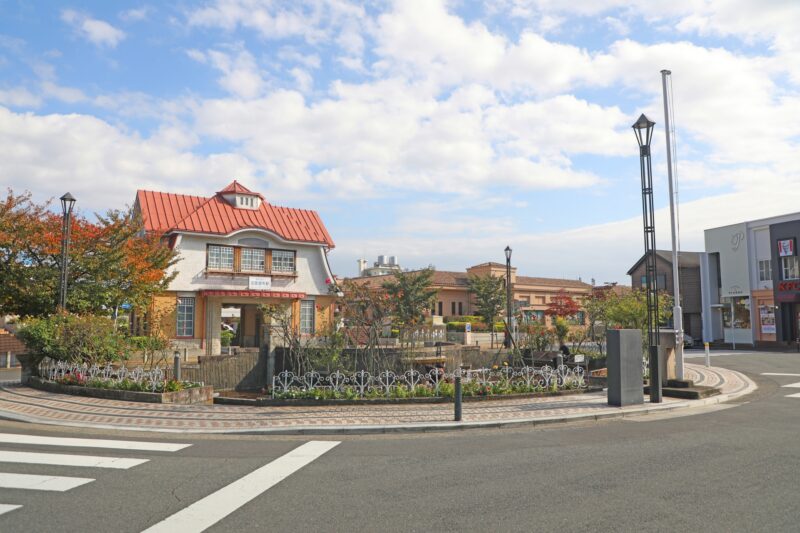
xmin=1 ymin=0 xmax=799 ymax=284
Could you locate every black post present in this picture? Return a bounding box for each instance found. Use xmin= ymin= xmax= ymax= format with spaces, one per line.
xmin=454 ymin=375 xmax=462 ymax=421
xmin=632 ymin=115 xmax=661 ymax=403
xmin=58 ymin=193 xmax=76 ymax=311
xmin=173 ymin=351 xmax=181 ymax=382
xmin=504 ymin=246 xmax=512 ymax=349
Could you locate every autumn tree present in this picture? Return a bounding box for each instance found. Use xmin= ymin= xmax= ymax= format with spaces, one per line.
xmin=467 ymin=273 xmax=506 ymax=348
xmin=0 ymin=189 xmax=178 ymax=318
xmin=544 ymin=290 xmax=582 ymax=320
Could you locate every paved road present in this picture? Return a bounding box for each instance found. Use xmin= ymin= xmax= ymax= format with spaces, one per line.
xmin=0 ymin=352 xmax=798 ymax=532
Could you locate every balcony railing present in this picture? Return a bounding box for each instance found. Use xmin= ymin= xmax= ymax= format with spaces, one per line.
xmin=203 ymin=266 xmax=298 ymax=278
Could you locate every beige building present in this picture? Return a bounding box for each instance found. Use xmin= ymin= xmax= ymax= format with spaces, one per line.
xmin=351 ymin=262 xmax=592 ymax=326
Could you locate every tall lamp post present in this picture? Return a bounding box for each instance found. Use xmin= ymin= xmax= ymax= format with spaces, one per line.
xmin=58 ymin=192 xmax=76 ymax=311
xmin=632 ymin=114 xmax=662 ymax=403
xmin=504 ymin=245 xmax=513 ymax=349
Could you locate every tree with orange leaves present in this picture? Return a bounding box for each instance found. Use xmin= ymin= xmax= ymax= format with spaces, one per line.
xmin=544 ymin=289 xmax=582 ymax=320
xmin=0 ymin=189 xmax=177 ymax=317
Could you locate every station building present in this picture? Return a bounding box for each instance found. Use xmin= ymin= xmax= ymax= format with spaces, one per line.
xmin=133 ymin=181 xmax=336 ymax=356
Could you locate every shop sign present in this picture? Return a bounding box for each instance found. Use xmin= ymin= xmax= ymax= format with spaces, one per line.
xmin=760 ymin=306 xmax=776 ymax=335
xmin=778 ymin=238 xmax=795 ymax=257
xmin=778 ymin=281 xmax=800 ymax=292
xmin=248 ymin=276 xmax=272 ymax=290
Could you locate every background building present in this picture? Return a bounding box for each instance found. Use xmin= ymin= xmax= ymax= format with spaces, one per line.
xmin=627 ymin=250 xmax=703 ymax=340
xmin=351 ymin=262 xmax=592 ymax=326
xmin=357 ymin=255 xmax=402 ymax=277
xmin=700 ymin=212 xmax=800 ymax=347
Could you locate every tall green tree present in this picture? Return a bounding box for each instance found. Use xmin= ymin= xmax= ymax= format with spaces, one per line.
xmin=467 ymin=273 xmax=506 ymax=346
xmin=381 ymin=268 xmax=438 ymax=334
xmin=0 ymin=189 xmax=178 ymax=317
xmin=604 ymin=289 xmax=673 ymax=354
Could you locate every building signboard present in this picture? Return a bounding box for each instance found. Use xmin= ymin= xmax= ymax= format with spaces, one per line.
xmin=778 ymin=238 xmax=795 ymax=257
xmin=760 ymin=305 xmax=776 ymax=334
xmin=248 ymin=276 xmax=272 ymax=290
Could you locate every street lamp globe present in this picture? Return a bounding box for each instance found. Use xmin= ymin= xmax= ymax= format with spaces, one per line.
xmin=60 ymin=192 xmax=76 ymax=217
xmin=504 ymin=246 xmax=512 ymax=261
xmin=632 ymin=114 xmax=656 ymax=152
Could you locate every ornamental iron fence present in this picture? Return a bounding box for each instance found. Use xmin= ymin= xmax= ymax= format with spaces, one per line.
xmin=38 ymin=360 xmax=180 ymax=393
xmin=271 ymin=365 xmax=586 ymax=399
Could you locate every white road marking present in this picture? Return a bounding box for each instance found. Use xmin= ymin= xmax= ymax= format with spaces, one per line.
xmin=761 ymin=373 xmax=800 ymax=377
xmin=785 ymin=393 xmax=800 ymax=398
xmin=0 ymin=473 xmax=94 ymax=492
xmin=142 ymin=440 xmax=341 ymax=533
xmin=782 ymin=381 xmax=800 ymax=388
xmin=0 ymin=504 xmax=22 ymax=516
xmin=0 ymin=451 xmax=148 ymax=469
xmin=0 ymin=433 xmax=190 ymax=452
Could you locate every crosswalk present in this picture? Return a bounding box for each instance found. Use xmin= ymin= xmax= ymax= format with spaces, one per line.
xmin=761 ymin=372 xmax=800 ymax=398
xmin=0 ymin=432 xmax=191 ymax=518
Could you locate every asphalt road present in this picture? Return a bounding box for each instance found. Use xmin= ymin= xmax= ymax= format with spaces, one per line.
xmin=0 ymin=351 xmax=798 ymax=532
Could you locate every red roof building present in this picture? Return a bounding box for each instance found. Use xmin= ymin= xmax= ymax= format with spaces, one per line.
xmin=132 ymin=181 xmax=337 ymax=359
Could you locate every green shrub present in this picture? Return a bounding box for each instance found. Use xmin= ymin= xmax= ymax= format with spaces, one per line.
xmin=221 ymin=330 xmax=234 ymax=347
xmin=18 ymin=313 xmax=131 ymax=366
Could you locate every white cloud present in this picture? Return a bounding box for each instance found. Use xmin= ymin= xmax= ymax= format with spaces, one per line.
xmin=187 ymin=45 xmax=266 ymax=99
xmin=0 ymin=106 xmax=254 ymax=212
xmin=119 ymin=7 xmax=152 ymax=22
xmin=0 ymin=87 xmax=41 ymax=108
xmin=61 ymin=9 xmax=126 ymax=48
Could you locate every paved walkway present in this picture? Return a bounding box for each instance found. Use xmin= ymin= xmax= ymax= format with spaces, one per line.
xmin=0 ymin=364 xmax=755 ymax=434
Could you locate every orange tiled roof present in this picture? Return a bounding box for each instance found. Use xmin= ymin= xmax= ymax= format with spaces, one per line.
xmin=0 ymin=329 xmax=26 ymax=354
xmin=135 ymin=181 xmax=334 ymax=248
xmin=348 ymin=270 xmax=590 ymax=290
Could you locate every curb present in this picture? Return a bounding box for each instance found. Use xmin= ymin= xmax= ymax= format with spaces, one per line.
xmin=0 ymin=368 xmax=758 ymax=435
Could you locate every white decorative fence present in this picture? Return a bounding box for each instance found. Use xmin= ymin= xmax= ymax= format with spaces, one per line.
xmin=272 ymin=365 xmax=586 ymax=399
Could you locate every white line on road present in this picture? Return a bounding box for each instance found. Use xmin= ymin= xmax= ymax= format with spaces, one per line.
xmin=0 ymin=504 xmax=22 ymax=516
xmin=761 ymin=373 xmax=800 ymax=377
xmin=0 ymin=451 xmax=148 ymax=469
xmin=785 ymin=392 xmax=800 ymax=398
xmin=0 ymin=473 xmax=94 ymax=492
xmin=142 ymin=440 xmax=341 ymax=533
xmin=782 ymin=382 xmax=800 ymax=388
xmin=0 ymin=433 xmax=191 ymax=452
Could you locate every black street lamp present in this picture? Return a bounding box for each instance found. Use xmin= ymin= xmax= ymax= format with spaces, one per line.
xmin=58 ymin=192 xmax=76 ymax=311
xmin=504 ymin=245 xmax=512 ymax=349
xmin=632 ymin=114 xmax=661 ymax=403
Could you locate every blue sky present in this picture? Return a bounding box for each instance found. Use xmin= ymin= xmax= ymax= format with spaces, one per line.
xmin=1 ymin=0 xmax=799 ymax=283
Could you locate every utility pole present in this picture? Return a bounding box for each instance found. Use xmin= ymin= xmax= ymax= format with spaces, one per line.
xmin=661 ymin=69 xmax=684 ymax=380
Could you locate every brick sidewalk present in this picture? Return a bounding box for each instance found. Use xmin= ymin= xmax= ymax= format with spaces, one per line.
xmin=0 ymin=364 xmax=754 ymax=434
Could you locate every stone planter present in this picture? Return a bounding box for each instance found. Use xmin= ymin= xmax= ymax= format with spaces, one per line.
xmin=28 ymin=377 xmax=214 ymax=404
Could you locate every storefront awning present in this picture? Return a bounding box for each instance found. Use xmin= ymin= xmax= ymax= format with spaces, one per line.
xmin=199 ymin=290 xmax=306 ymax=299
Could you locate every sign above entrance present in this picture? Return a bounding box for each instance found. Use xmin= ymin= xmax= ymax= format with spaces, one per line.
xmin=248 ymin=276 xmax=272 ymax=290
xmin=778 ymin=238 xmax=795 ymax=257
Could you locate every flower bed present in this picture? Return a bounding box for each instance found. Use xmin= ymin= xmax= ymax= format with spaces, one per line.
xmin=28 ymin=376 xmax=213 ymax=404
xmin=257 ymin=366 xmax=592 ymax=405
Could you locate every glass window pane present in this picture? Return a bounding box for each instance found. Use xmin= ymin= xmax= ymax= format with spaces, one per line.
xmin=176 ymin=297 xmax=194 ymax=337
xmin=272 ymin=250 xmax=295 ymax=272
xmin=300 ymin=300 xmax=315 ymax=334
xmin=208 ymin=245 xmax=233 ymax=270
xmin=241 ymin=248 xmax=265 ymax=272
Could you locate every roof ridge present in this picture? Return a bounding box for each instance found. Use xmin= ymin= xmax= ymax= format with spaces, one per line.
xmin=170 ymin=195 xmax=217 ymax=231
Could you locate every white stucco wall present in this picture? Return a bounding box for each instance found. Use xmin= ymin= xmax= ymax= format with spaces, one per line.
xmin=705 ymin=222 xmax=750 ymax=299
xmin=166 ymin=230 xmax=334 ymax=297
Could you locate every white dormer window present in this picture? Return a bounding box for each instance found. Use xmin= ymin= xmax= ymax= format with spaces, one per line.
xmin=235 ymin=195 xmax=260 ymax=210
